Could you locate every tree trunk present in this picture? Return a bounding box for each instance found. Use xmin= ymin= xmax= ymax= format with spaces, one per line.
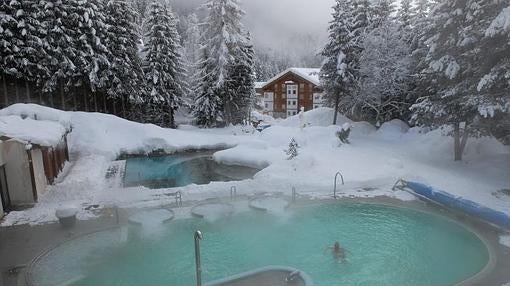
xmin=2 ymin=75 xmax=7 ymax=106
xmin=112 ymin=97 xmax=117 ymax=115
xmin=454 ymin=122 xmax=461 ymax=161
xmin=333 ymin=91 xmax=340 ymax=125
xmin=60 ymin=83 xmax=66 ymax=110
xmin=454 ymin=122 xmax=470 ymax=161
xmin=103 ymin=94 xmax=107 ymax=113
xmin=93 ymin=92 xmax=98 ymax=112
xmin=73 ymin=87 xmax=77 ymax=111
xmin=121 ymin=96 xmax=126 ymax=118
xmin=25 ymin=81 xmax=31 ymax=102
xmin=15 ymin=77 xmax=20 ymax=103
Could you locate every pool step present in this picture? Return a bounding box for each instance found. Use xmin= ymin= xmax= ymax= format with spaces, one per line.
xmin=204 ymin=266 xmax=313 ymax=286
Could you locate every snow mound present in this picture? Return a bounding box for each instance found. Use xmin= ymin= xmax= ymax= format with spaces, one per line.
xmin=0 ymin=103 xmax=71 ymax=130
xmin=500 ymin=235 xmax=510 ymax=248
xmin=279 ymin=107 xmax=352 ymax=127
xmin=378 ymin=119 xmax=410 ymax=134
xmin=351 ymin=121 xmax=377 ymax=136
xmin=0 ymin=115 xmax=68 ymax=147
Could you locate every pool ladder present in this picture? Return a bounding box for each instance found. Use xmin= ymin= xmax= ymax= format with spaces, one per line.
xmin=333 ymin=171 xmax=345 ymax=199
xmin=175 ymin=191 xmax=183 ymax=207
xmin=292 ymin=186 xmax=298 ymax=202
xmin=194 ymin=230 xmax=203 ymax=286
xmin=230 ymin=186 xmax=237 ymax=201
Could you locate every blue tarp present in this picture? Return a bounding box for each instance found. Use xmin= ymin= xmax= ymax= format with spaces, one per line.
xmin=405 ymin=181 xmax=510 ymax=230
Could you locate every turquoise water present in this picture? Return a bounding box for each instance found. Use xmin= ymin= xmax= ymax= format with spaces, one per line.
xmin=30 ymin=203 xmax=489 ymax=286
xmin=123 ymin=153 xmax=258 ymax=189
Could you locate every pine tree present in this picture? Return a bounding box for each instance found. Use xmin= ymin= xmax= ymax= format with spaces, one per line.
xmin=182 ymin=13 xmax=201 ymax=107
xmin=358 ymin=19 xmax=412 ymax=123
xmin=193 ymin=48 xmax=222 ymax=127
xmin=197 ymin=0 xmax=254 ymax=125
xmin=320 ymin=0 xmax=370 ymax=124
xmin=411 ymin=0 xmax=510 ymax=161
xmin=0 ymin=0 xmax=48 ymax=88
xmin=397 ymin=0 xmax=414 ymax=29
xmin=143 ymin=1 xmax=186 ymax=127
xmin=370 ymin=0 xmax=396 ymax=27
xmin=285 ymin=138 xmax=299 ymax=160
xmin=103 ymin=0 xmax=145 ymax=115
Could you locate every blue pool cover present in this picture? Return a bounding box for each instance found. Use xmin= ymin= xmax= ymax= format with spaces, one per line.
xmin=405 ymin=181 xmax=510 ymax=231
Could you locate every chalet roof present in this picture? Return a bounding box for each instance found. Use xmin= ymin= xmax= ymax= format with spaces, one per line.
xmin=262 ymin=68 xmax=321 ymax=89
xmin=254 ymin=82 xmax=266 ymax=89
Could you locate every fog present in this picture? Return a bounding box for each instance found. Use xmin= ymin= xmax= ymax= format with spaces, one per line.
xmin=171 ymin=0 xmax=335 ymax=66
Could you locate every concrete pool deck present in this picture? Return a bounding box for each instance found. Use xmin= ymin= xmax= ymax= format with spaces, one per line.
xmin=1 ymin=196 xmax=510 ymax=286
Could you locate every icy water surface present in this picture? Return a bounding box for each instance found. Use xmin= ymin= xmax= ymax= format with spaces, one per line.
xmin=30 ymin=203 xmax=489 ymax=286
xmin=123 ymin=152 xmax=259 ymax=189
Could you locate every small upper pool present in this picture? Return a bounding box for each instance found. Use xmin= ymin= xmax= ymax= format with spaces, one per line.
xmin=123 ymin=151 xmax=259 ymax=189
xmin=28 ymin=203 xmax=490 ymax=286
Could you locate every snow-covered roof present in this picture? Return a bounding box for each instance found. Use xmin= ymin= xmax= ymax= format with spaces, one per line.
xmin=254 ymin=82 xmax=266 ymax=89
xmin=0 ymin=103 xmax=72 ymax=130
xmin=0 ymin=115 xmax=68 ymax=147
xmin=262 ymin=68 xmax=321 ymax=89
xmin=0 ymin=104 xmax=71 ymax=147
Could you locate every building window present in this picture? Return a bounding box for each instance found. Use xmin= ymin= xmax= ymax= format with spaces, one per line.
xmin=281 ymin=84 xmax=286 ymax=90
xmin=265 ymin=103 xmax=268 ymax=108
xmin=300 ymin=83 xmax=305 ymax=90
xmin=274 ymin=84 xmax=278 ymax=91
xmin=309 ymin=94 xmax=313 ymax=100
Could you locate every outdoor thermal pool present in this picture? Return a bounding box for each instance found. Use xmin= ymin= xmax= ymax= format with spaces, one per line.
xmin=123 ymin=151 xmax=259 ymax=189
xmin=27 ymin=202 xmax=490 ymax=286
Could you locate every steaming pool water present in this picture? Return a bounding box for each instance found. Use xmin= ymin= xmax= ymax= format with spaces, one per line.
xmin=28 ymin=203 xmax=489 ymax=286
xmin=123 ymin=153 xmax=259 ymax=189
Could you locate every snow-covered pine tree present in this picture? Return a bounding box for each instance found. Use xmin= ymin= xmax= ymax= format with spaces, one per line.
xmin=358 ymin=19 xmax=412 ymax=123
xmin=369 ymin=0 xmax=396 ymax=28
xmin=103 ymin=0 xmax=145 ymax=117
xmin=0 ymin=0 xmax=48 ymax=100
xmin=397 ymin=0 xmax=414 ymax=29
xmin=226 ymin=36 xmax=255 ymax=124
xmin=70 ymin=0 xmax=111 ymax=111
xmin=36 ymin=0 xmax=78 ymax=107
xmin=285 ymin=138 xmax=299 ymax=160
xmin=199 ymin=0 xmax=253 ymax=125
xmin=193 ymin=48 xmax=222 ymax=127
xmin=411 ymin=0 xmax=510 ymax=161
xmin=143 ymin=1 xmax=186 ymax=128
xmin=320 ymin=0 xmax=370 ymax=124
xmin=182 ymin=13 xmax=201 ymax=107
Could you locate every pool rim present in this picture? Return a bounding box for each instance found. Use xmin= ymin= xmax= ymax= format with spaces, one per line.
xmin=24 ymin=199 xmax=496 ymax=286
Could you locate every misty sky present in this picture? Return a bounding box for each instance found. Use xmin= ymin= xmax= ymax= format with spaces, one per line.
xmin=242 ymin=0 xmax=335 ymax=51
xmin=172 ymin=0 xmax=336 ymax=64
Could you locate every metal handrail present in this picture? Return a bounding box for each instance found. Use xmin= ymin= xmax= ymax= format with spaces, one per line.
xmin=175 ymin=191 xmax=182 ymax=207
xmin=230 ymin=186 xmax=237 ymax=201
xmin=333 ymin=172 xmax=345 ymax=199
xmin=194 ymin=230 xmax=203 ymax=286
xmin=292 ymin=186 xmax=297 ymax=202
xmin=392 ymin=178 xmax=407 ymax=191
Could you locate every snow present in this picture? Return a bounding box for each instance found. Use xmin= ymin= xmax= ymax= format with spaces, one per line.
xmin=486 ymin=6 xmax=510 ymax=37
xmin=262 ymin=67 xmax=321 ymax=88
xmin=500 ymin=235 xmax=510 ymax=248
xmin=279 ymin=107 xmax=352 ymax=127
xmin=0 ymin=115 xmax=67 ymax=147
xmin=1 ymin=104 xmax=509 ymax=226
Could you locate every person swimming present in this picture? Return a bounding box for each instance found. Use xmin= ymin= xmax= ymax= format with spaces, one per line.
xmin=328 ymin=241 xmax=347 ymax=262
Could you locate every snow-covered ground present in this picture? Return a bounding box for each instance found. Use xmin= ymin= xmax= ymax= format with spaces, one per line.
xmin=1 ymin=104 xmax=509 ymax=228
